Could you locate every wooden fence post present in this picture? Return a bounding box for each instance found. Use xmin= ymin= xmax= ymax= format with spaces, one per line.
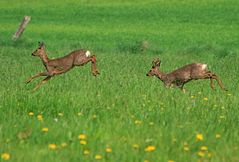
xmin=12 ymin=16 xmax=31 ymax=41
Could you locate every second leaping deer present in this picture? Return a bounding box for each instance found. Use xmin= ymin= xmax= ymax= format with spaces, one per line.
xmin=26 ymin=42 xmax=100 ymax=91
xmin=146 ymin=58 xmax=227 ymax=92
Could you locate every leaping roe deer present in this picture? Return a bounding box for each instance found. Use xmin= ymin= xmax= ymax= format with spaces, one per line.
xmin=146 ymin=58 xmax=227 ymax=92
xmin=26 ymin=42 xmax=100 ymax=91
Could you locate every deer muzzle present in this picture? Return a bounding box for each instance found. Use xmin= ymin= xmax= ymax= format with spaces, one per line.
xmin=32 ymin=52 xmax=37 ymax=56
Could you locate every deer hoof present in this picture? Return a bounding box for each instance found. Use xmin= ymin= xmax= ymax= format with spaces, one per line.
xmin=26 ymin=78 xmax=32 ymax=84
xmin=92 ymin=71 xmax=100 ymax=76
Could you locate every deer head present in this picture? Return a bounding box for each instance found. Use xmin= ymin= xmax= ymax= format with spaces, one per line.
xmin=32 ymin=42 xmax=45 ymax=57
xmin=146 ymin=58 xmax=161 ymax=76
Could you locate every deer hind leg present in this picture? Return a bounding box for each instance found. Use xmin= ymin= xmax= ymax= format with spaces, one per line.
xmin=91 ymin=55 xmax=100 ymax=76
xmin=210 ymin=78 xmax=215 ymax=89
xmin=26 ymin=72 xmax=48 ymax=83
xmin=33 ymin=76 xmax=52 ymax=92
xmin=211 ymin=74 xmax=227 ymax=91
xmin=201 ymin=71 xmax=216 ymax=90
xmin=204 ymin=71 xmax=227 ymax=91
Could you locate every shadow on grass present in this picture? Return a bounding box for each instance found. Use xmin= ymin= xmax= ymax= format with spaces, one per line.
xmin=179 ymin=44 xmax=237 ymax=58
xmin=117 ymin=40 xmax=164 ymax=55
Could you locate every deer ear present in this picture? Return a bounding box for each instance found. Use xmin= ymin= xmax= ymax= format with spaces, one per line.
xmin=40 ymin=42 xmax=45 ymax=48
xmin=152 ymin=59 xmax=156 ymax=66
xmin=155 ymin=58 xmax=161 ymax=67
xmin=152 ymin=58 xmax=161 ymax=67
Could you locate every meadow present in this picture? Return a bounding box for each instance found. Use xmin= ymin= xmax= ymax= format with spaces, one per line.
xmin=0 ymin=0 xmax=239 ymax=161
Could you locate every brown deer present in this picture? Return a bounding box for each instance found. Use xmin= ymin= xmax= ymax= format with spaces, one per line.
xmin=146 ymin=58 xmax=227 ymax=92
xmin=26 ymin=42 xmax=100 ymax=91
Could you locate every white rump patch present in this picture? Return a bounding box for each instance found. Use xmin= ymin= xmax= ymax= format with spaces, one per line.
xmin=85 ymin=50 xmax=91 ymax=57
xmin=201 ymin=64 xmax=207 ymax=70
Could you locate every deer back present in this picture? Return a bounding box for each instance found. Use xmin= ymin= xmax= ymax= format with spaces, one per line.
xmin=167 ymin=63 xmax=208 ymax=81
xmin=72 ymin=49 xmax=92 ymax=65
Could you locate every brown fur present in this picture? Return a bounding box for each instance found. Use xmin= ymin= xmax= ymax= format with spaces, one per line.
xmin=146 ymin=58 xmax=227 ymax=91
xmin=26 ymin=42 xmax=100 ymax=91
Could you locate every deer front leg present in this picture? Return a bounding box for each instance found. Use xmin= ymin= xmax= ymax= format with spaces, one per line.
xmin=181 ymin=88 xmax=186 ymax=93
xmin=26 ymin=72 xmax=48 ymax=83
xmin=179 ymin=84 xmax=186 ymax=93
xmin=164 ymin=82 xmax=173 ymax=89
xmin=32 ymin=76 xmax=52 ymax=92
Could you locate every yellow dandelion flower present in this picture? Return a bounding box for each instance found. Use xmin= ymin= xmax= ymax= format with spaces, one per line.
xmin=191 ymin=95 xmax=195 ymax=99
xmin=93 ymin=115 xmax=97 ymax=119
xmin=168 ymin=160 xmax=174 ymax=162
xmin=61 ymin=143 xmax=67 ymax=148
xmin=80 ymin=140 xmax=87 ymax=145
xmin=172 ymin=138 xmax=177 ymax=143
xmin=203 ymin=97 xmax=208 ymax=101
xmin=28 ymin=112 xmax=34 ymax=116
xmin=37 ymin=114 xmax=43 ymax=121
xmin=105 ymin=148 xmax=112 ymax=153
xmin=216 ymin=134 xmax=221 ymax=139
xmin=144 ymin=160 xmax=149 ymax=162
xmin=78 ymin=134 xmax=87 ymax=140
xmin=95 ymin=154 xmax=102 ymax=160
xmin=198 ymin=151 xmax=205 ymax=157
xmin=219 ymin=115 xmax=225 ymax=119
xmin=149 ymin=122 xmax=154 ymax=126
xmin=58 ymin=113 xmax=64 ymax=116
xmin=42 ymin=127 xmax=49 ymax=133
xmin=77 ymin=112 xmax=83 ymax=116
xmin=144 ymin=145 xmax=156 ymax=152
xmin=48 ymin=144 xmax=57 ymax=150
xmin=134 ymin=120 xmax=142 ymax=125
xmin=200 ymin=146 xmax=208 ymax=151
xmin=183 ymin=146 xmax=190 ymax=151
xmin=196 ymin=133 xmax=203 ymax=141
xmin=1 ymin=153 xmax=10 ymax=160
xmin=132 ymin=144 xmax=139 ymax=149
xmin=83 ymin=149 xmax=90 ymax=155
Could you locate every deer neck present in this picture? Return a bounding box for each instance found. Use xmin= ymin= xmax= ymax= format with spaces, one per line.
xmin=156 ymin=70 xmax=167 ymax=82
xmin=39 ymin=51 xmax=49 ymax=66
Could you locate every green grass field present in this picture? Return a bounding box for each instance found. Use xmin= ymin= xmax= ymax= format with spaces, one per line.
xmin=0 ymin=0 xmax=239 ymax=161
